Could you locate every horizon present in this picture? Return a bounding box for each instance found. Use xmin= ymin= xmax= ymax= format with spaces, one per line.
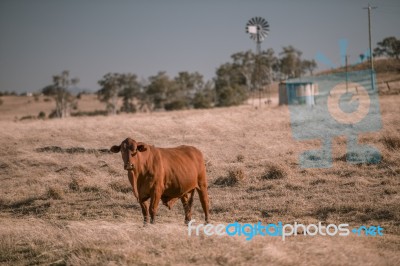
xmin=1 ymin=0 xmax=399 ymax=93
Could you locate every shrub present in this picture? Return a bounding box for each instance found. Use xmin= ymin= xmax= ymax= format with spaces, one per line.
xmin=193 ymin=91 xmax=213 ymax=109
xmin=71 ymin=110 xmax=108 ymax=117
xmin=48 ymin=110 xmax=58 ymax=119
xmin=216 ymin=84 xmax=248 ymax=107
xmin=382 ymin=133 xmax=400 ymax=150
xmin=38 ymin=111 xmax=46 ymax=119
xmin=236 ymin=154 xmax=245 ymax=162
xmin=120 ymin=102 xmax=137 ymax=113
xmin=69 ymin=178 xmax=83 ymax=191
xmin=47 ymin=186 xmax=63 ymax=200
xmin=261 ymin=162 xmax=287 ymax=180
xmin=109 ymin=180 xmax=132 ymax=193
xmin=214 ymin=167 xmax=246 ymax=186
xmin=164 ymin=100 xmax=188 ymax=111
xmin=19 ymin=115 xmax=36 ymax=121
xmin=82 ymin=185 xmax=101 ymax=192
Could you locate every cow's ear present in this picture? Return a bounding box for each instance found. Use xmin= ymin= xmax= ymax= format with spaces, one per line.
xmin=110 ymin=145 xmax=121 ymax=153
xmin=137 ymin=142 xmax=147 ymax=152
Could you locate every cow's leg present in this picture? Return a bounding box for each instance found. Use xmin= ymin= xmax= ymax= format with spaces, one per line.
xmin=196 ymin=184 xmax=210 ymax=224
xmin=149 ymin=189 xmax=162 ymax=224
xmin=181 ymin=190 xmax=195 ymax=225
xmin=139 ymin=198 xmax=150 ymax=225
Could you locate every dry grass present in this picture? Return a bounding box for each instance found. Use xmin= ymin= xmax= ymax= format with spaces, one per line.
xmin=0 ymin=94 xmax=104 ymax=121
xmin=0 ymin=93 xmax=399 ymax=265
xmin=381 ymin=130 xmax=400 ymax=151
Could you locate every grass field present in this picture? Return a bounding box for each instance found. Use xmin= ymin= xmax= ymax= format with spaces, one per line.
xmin=0 ymin=90 xmax=399 ymax=265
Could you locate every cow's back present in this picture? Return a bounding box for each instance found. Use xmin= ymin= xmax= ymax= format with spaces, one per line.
xmin=157 ymin=145 xmax=205 ymax=195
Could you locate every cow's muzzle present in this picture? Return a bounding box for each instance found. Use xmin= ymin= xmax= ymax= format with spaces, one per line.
xmin=124 ymin=163 xmax=135 ymax=171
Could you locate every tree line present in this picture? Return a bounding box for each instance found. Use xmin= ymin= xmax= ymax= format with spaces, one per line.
xmin=40 ymin=36 xmax=399 ymax=118
xmin=94 ymin=45 xmax=317 ymax=115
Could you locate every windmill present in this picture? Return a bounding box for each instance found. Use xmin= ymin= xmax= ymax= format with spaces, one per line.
xmin=246 ymin=17 xmax=270 ymax=54
xmin=245 ymin=17 xmax=270 ymax=106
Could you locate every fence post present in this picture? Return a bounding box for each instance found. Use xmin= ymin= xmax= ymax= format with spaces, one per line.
xmin=386 ymin=81 xmax=391 ymax=91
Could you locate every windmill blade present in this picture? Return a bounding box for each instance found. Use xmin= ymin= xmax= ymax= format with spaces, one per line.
xmin=245 ymin=16 xmax=270 ymax=43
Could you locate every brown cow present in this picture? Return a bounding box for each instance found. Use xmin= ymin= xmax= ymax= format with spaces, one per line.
xmin=110 ymin=138 xmax=210 ymax=225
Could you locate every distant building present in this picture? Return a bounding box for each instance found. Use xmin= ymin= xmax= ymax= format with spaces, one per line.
xmin=20 ymin=92 xmax=33 ymax=97
xmin=279 ymin=80 xmax=317 ymax=106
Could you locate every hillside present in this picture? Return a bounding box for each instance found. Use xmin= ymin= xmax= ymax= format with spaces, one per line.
xmin=317 ymin=58 xmax=400 ymax=94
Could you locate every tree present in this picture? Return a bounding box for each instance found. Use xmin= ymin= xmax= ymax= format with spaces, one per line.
xmin=214 ymin=63 xmax=247 ymax=107
xmin=373 ymin=36 xmax=400 ymax=59
xmin=259 ymin=48 xmax=279 ymax=82
xmin=231 ymin=49 xmax=279 ymax=105
xmin=192 ymin=80 xmax=214 ymax=109
xmin=231 ymin=49 xmax=278 ymax=94
xmin=166 ymin=72 xmax=200 ymax=110
xmin=231 ymin=50 xmax=256 ymax=94
xmin=98 ymin=73 xmax=141 ymax=114
xmin=279 ymin=45 xmax=304 ymax=79
xmin=42 ymin=85 xmax=58 ymax=96
xmin=175 ymin=72 xmax=204 ymax=96
xmin=145 ymin=71 xmax=172 ymax=110
xmin=98 ymin=73 xmax=122 ymax=115
xmin=171 ymin=71 xmax=205 ymax=110
xmin=143 ymin=71 xmax=206 ymax=111
xmin=301 ymin=59 xmax=317 ymax=76
xmin=119 ymin=74 xmax=141 ymax=113
xmin=136 ymin=77 xmax=153 ymax=112
xmin=42 ymin=70 xmax=79 ymax=118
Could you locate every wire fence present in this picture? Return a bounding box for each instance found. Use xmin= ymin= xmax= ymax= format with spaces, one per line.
xmin=377 ymin=78 xmax=400 ymax=94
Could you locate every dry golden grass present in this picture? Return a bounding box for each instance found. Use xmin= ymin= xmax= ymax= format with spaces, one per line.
xmin=0 ymin=92 xmax=399 ymax=265
xmin=0 ymin=94 xmax=105 ymax=121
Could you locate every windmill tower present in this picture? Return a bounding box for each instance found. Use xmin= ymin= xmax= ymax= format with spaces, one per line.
xmin=246 ymin=17 xmax=270 ymax=106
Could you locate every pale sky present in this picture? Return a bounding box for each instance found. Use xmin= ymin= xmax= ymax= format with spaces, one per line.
xmin=0 ymin=0 xmax=399 ymax=93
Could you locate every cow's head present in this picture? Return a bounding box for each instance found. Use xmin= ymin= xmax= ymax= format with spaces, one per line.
xmin=110 ymin=138 xmax=147 ymax=170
